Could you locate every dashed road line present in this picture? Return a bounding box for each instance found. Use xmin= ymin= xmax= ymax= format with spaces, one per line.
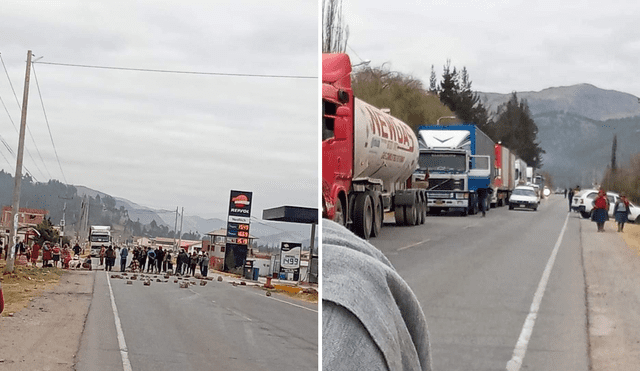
xmin=398 ymin=238 xmax=431 ymax=251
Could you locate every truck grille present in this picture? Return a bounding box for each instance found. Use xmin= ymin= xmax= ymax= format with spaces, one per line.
xmin=429 ymin=178 xmax=464 ymax=191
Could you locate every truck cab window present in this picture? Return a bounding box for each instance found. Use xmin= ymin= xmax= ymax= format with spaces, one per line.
xmin=323 ymin=100 xmax=337 ymax=141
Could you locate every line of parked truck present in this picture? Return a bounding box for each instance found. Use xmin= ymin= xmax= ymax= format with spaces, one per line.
xmin=322 ymin=53 xmax=542 ymax=239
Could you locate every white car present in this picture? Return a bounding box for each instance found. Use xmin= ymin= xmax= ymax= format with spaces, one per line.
xmin=509 ymin=186 xmax=539 ymax=211
xmin=572 ymin=189 xmax=640 ymax=223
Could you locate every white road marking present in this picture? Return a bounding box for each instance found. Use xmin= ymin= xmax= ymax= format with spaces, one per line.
xmin=253 ymin=291 xmax=318 ymax=313
xmin=398 ymin=239 xmax=431 ymax=251
xmin=506 ymin=213 xmax=570 ymax=371
xmin=105 ymin=272 xmax=133 ymax=371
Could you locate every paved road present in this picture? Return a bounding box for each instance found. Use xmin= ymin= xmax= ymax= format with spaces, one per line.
xmin=371 ymin=194 xmax=589 ymax=370
xmin=76 ymin=268 xmax=317 ymax=370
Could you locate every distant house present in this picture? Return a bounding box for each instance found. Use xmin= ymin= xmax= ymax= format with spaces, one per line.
xmin=0 ymin=206 xmax=49 ymax=247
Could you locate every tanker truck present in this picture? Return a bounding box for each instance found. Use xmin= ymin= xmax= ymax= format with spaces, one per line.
xmin=322 ymin=53 xmax=428 ymax=239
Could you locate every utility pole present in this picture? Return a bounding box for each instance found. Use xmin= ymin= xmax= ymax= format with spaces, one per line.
xmin=4 ymin=50 xmax=32 ymax=274
xmin=177 ymin=207 xmax=184 ymax=252
xmin=172 ymin=206 xmax=178 ymax=252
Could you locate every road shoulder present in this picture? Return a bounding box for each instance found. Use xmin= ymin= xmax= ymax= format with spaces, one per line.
xmin=0 ymin=270 xmax=94 ymax=370
xmin=582 ymin=218 xmax=640 ymax=370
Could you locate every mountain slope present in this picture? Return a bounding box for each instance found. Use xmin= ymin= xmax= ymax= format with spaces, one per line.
xmin=478 ymin=84 xmax=640 ymax=188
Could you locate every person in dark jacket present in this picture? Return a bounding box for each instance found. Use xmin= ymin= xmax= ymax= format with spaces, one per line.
xmin=120 ymin=246 xmax=129 ymax=272
xmin=155 ymin=247 xmax=165 ymax=273
xmin=105 ymin=246 xmax=116 ymax=271
xmin=147 ymin=248 xmax=156 ymax=273
xmin=189 ymin=252 xmax=198 ymax=276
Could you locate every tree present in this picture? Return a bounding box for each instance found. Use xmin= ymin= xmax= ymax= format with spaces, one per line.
xmin=439 ymin=60 xmax=459 ymax=112
xmin=493 ymin=92 xmax=545 ymax=168
xmin=429 ymin=65 xmax=437 ymax=93
xmin=322 ymin=0 xmax=349 ymax=53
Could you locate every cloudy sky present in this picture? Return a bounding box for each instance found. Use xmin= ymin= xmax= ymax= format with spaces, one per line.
xmin=342 ymin=0 xmax=640 ymax=99
xmin=0 ymin=0 xmax=318 ymax=220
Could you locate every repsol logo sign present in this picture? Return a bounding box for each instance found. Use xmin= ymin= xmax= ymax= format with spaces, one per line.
xmin=230 ymin=208 xmax=250 ymax=214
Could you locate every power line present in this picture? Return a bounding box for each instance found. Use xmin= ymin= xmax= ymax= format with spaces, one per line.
xmin=31 ymin=63 xmax=67 ymax=184
xmin=33 ymin=61 xmax=317 ymax=80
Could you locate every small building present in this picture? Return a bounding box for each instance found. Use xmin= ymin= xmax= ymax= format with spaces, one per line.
xmin=0 ymin=206 xmax=49 ymax=248
xmin=202 ymin=229 xmax=258 ymax=271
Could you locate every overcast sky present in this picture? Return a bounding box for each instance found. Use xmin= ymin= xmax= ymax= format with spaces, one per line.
xmin=342 ymin=0 xmax=640 ymax=99
xmin=0 ymin=0 xmax=318 ymax=220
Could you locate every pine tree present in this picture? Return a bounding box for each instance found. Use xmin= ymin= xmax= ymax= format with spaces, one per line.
xmin=429 ymin=65 xmax=437 ymax=93
xmin=439 ymin=60 xmax=459 ymax=113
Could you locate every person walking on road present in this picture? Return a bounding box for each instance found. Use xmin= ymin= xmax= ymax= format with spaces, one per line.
xmin=592 ymin=189 xmax=609 ymax=232
xmin=568 ymin=188 xmax=575 ymax=212
xmin=614 ymin=194 xmax=631 ymax=232
xmin=99 ymin=245 xmax=106 ymax=266
xmin=199 ymin=251 xmax=209 ymax=277
xmin=120 ymin=245 xmax=129 ymax=272
xmin=105 ymin=246 xmax=116 ymax=271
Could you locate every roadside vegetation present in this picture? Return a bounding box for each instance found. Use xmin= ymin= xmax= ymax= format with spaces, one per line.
xmin=0 ymin=262 xmax=63 ymax=317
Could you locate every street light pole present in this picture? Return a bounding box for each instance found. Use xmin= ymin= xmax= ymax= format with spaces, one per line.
xmin=437 ymin=115 xmax=457 ymax=125
xmin=4 ymin=50 xmax=32 ymax=273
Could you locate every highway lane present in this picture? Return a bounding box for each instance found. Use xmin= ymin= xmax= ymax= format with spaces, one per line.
xmin=371 ymin=195 xmax=588 ymax=370
xmin=76 ymin=270 xmax=317 ymax=371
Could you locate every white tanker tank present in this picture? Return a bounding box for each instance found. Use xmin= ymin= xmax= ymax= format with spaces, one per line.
xmin=352 ymin=98 xmax=419 ymax=193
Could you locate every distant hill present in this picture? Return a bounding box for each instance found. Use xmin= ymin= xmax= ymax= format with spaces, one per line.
xmin=478 ymin=84 xmax=640 ymax=188
xmin=75 ymin=185 xmax=314 ymax=246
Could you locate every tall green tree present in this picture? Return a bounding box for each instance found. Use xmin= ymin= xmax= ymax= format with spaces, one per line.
xmin=493 ymin=92 xmax=545 ymax=168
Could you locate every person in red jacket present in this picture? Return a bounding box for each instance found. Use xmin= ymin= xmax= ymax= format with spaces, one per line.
xmin=31 ymin=242 xmax=41 ymax=265
xmin=42 ymin=242 xmax=53 ymax=267
xmin=592 ymin=189 xmax=609 ymax=232
xmin=0 ymin=281 xmax=4 ymax=314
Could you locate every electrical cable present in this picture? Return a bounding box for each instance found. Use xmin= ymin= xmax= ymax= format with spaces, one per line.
xmin=32 ymin=61 xmax=317 ymax=79
xmin=31 ymin=63 xmax=68 ymax=184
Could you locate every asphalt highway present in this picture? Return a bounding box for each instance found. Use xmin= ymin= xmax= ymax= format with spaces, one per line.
xmin=372 ymin=194 xmax=588 ymax=370
xmin=75 ymin=267 xmax=317 ymax=371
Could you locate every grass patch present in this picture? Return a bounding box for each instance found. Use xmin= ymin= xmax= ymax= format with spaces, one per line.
xmin=0 ymin=261 xmax=64 ymax=317
xmin=621 ymin=223 xmax=640 ymax=256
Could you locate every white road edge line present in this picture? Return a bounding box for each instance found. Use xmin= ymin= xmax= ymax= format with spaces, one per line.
xmin=398 ymin=239 xmax=431 ymax=251
xmin=253 ymin=291 xmax=318 ymax=313
xmin=506 ymin=213 xmax=570 ymax=371
xmin=106 ymin=271 xmax=133 ymax=371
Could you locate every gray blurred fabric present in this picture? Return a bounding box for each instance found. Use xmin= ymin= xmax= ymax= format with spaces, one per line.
xmin=322 ymin=220 xmax=433 ymax=371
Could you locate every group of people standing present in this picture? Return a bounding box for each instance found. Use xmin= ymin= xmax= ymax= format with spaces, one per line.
xmin=98 ymin=245 xmax=209 ymax=277
xmin=591 ymin=189 xmax=632 ymax=233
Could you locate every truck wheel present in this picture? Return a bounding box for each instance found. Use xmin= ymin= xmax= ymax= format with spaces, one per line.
xmin=353 ymin=193 xmax=373 ymax=239
xmin=580 ymin=211 xmax=590 ymax=219
xmin=419 ymin=197 xmax=426 ymax=225
xmin=370 ymin=191 xmax=382 ymax=237
xmin=405 ymin=203 xmax=417 ymax=226
xmin=333 ymin=198 xmax=345 ymax=226
xmin=395 ymin=205 xmax=406 ymax=226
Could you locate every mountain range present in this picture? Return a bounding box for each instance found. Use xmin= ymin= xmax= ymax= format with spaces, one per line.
xmin=478 ymin=84 xmax=640 ymax=188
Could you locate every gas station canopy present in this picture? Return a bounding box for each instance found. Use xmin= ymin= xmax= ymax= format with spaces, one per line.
xmin=262 ymin=206 xmax=318 ymax=224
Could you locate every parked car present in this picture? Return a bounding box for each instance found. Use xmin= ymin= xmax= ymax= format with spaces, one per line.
xmin=509 ymin=185 xmax=539 ymax=211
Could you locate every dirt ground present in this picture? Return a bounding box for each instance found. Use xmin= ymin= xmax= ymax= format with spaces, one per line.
xmin=583 ymin=220 xmax=640 ymax=370
xmin=0 ymin=269 xmax=93 ymax=370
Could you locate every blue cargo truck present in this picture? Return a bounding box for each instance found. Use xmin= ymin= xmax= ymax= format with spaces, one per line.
xmin=417 ymin=124 xmax=494 ymax=216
